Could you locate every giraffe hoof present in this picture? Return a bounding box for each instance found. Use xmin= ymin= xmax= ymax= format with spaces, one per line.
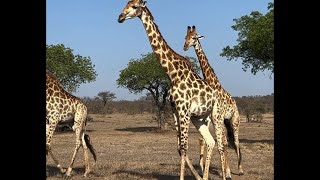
xmin=83 ymin=171 xmax=91 ymax=177
xmin=239 ymin=171 xmax=244 ymax=176
xmin=226 ymin=177 xmax=232 ymax=180
xmin=63 ymin=174 xmax=72 ymax=179
xmin=60 ymin=168 xmax=67 ymax=173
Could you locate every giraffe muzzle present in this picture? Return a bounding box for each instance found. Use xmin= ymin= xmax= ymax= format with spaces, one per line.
xmin=118 ymin=14 xmax=126 ymax=23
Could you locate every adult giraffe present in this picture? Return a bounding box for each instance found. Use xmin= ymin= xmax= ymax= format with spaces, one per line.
xmin=183 ymin=25 xmax=244 ymax=178
xmin=46 ymin=70 xmax=96 ymax=177
xmin=118 ymin=1 xmax=229 ymax=179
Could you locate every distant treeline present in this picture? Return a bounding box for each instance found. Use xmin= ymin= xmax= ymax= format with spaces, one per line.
xmin=82 ymin=93 xmax=273 ymax=122
xmin=233 ymin=93 xmax=274 ymax=122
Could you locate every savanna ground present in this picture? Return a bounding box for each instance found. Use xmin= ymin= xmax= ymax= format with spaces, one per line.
xmin=47 ymin=113 xmax=274 ymax=180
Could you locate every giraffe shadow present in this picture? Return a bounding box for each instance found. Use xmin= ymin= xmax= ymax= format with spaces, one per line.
xmin=115 ymin=126 xmax=160 ymax=133
xmin=113 ymin=170 xmax=195 ymax=180
xmin=46 ymin=165 xmax=86 ymax=177
xmin=239 ymin=138 xmax=274 ymax=144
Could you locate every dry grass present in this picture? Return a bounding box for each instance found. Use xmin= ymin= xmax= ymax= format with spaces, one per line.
xmin=47 ymin=113 xmax=274 ymax=180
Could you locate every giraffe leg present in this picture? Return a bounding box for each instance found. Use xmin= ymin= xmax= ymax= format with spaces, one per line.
xmin=65 ymin=105 xmax=87 ymax=177
xmin=198 ymin=118 xmax=212 ymax=175
xmin=81 ymin=133 xmax=91 ymax=177
xmin=48 ymin=148 xmax=66 ymax=173
xmin=46 ymin=114 xmax=66 ymax=173
xmin=222 ymin=127 xmax=232 ymax=179
xmin=198 ymin=137 xmax=205 ymax=176
xmin=192 ymin=117 xmax=215 ymax=180
xmin=178 ymin=114 xmax=202 ymax=180
xmin=65 ymin=126 xmax=82 ymax=177
xmin=231 ymin=110 xmax=244 ymax=175
xmin=173 ymin=112 xmax=181 ymax=155
xmin=213 ymin=119 xmax=229 ymax=180
xmin=78 ymin=105 xmax=92 ymax=177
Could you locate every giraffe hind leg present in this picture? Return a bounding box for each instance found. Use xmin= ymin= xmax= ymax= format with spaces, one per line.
xmin=230 ymin=111 xmax=244 ymax=175
xmin=192 ymin=117 xmax=215 ymax=180
xmin=82 ymin=133 xmax=91 ymax=177
xmin=65 ymin=105 xmax=87 ymax=177
xmin=198 ymin=138 xmax=205 ymax=176
xmin=222 ymin=125 xmax=232 ymax=179
xmin=213 ymin=116 xmax=231 ymax=180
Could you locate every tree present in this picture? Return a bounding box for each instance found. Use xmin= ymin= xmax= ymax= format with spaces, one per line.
xmin=46 ymin=44 xmax=98 ymax=92
xmin=117 ymin=52 xmax=200 ymax=129
xmin=220 ymin=2 xmax=274 ymax=75
xmin=95 ymin=91 xmax=116 ymax=107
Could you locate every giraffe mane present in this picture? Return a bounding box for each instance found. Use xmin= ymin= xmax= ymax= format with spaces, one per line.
xmin=46 ymin=70 xmax=81 ymax=101
xmin=142 ymin=6 xmax=194 ymax=70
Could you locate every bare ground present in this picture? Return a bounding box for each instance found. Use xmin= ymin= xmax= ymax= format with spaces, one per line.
xmin=46 ymin=113 xmax=274 ymax=180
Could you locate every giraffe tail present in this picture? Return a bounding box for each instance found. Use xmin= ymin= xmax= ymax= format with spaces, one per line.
xmin=84 ymin=133 xmax=97 ymax=163
xmin=224 ymin=119 xmax=236 ymax=148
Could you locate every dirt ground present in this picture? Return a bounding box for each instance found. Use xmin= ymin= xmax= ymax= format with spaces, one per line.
xmin=46 ymin=113 xmax=274 ymax=180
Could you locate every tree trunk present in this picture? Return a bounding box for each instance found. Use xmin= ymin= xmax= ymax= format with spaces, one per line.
xmin=159 ymin=110 xmax=165 ymax=130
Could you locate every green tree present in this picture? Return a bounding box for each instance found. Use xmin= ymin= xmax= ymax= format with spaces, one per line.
xmin=46 ymin=44 xmax=98 ymax=92
xmin=117 ymin=52 xmax=200 ymax=129
xmin=95 ymin=91 xmax=116 ymax=107
xmin=221 ymin=2 xmax=274 ymax=75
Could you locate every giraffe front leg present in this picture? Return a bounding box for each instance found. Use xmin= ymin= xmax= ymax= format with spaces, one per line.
xmin=173 ymin=112 xmax=182 ymax=156
xmin=46 ymin=114 xmax=66 ymax=174
xmin=178 ymin=115 xmax=202 ymax=180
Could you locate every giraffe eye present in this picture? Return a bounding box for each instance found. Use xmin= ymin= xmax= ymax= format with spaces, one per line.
xmin=132 ymin=6 xmax=138 ymax=9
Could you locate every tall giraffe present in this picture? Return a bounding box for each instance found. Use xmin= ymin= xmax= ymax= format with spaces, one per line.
xmin=46 ymin=70 xmax=97 ymax=177
xmin=183 ymin=25 xmax=244 ymax=178
xmin=118 ymin=1 xmax=229 ymax=179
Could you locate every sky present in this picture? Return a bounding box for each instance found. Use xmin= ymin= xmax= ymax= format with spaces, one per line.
xmin=47 ymin=0 xmax=274 ymax=101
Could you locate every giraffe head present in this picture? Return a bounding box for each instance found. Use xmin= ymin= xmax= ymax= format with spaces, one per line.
xmin=183 ymin=26 xmax=204 ymax=51
xmin=118 ymin=0 xmax=147 ymax=23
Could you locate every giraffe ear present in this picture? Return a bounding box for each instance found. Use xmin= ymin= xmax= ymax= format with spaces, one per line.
xmin=187 ymin=26 xmax=191 ymax=32
xmin=141 ymin=1 xmax=147 ymax=7
xmin=192 ymin=25 xmax=196 ymax=32
xmin=197 ymin=35 xmax=204 ymax=40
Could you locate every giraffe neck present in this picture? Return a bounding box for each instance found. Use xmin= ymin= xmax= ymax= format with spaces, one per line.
xmin=194 ymin=42 xmax=222 ymax=90
xmin=139 ymin=7 xmax=198 ymax=84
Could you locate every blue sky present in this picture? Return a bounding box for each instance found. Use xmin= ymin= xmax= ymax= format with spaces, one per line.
xmin=47 ymin=0 xmax=274 ymax=101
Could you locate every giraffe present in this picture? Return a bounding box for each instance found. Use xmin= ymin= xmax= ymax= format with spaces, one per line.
xmin=46 ymin=70 xmax=97 ymax=177
xmin=183 ymin=25 xmax=244 ymax=178
xmin=118 ymin=1 xmax=230 ymax=179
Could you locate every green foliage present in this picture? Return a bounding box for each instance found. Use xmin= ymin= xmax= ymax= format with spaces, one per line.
xmin=221 ymin=2 xmax=274 ymax=75
xmin=117 ymin=52 xmax=200 ymax=129
xmin=46 ymin=44 xmax=97 ymax=92
xmin=117 ymin=52 xmax=200 ymax=94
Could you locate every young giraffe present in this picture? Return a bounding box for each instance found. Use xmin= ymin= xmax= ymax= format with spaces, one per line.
xmin=118 ymin=1 xmax=229 ymax=179
xmin=183 ymin=26 xmax=244 ymax=178
xmin=46 ymin=70 xmax=97 ymax=177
